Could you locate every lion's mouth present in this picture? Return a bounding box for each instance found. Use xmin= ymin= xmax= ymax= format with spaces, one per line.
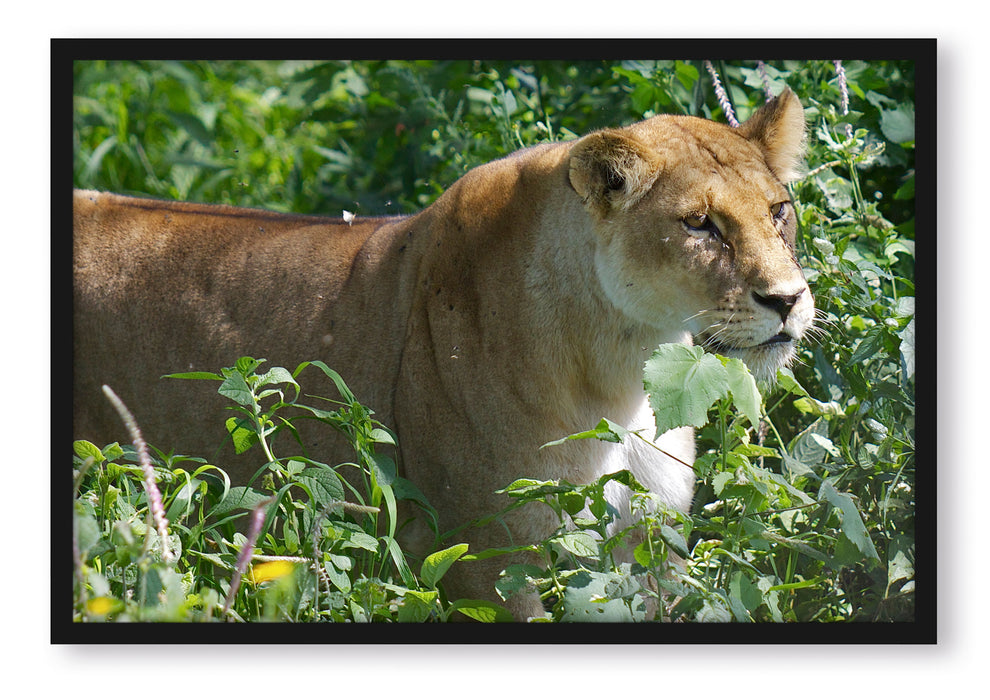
xmin=702 ymin=333 xmax=793 ymax=354
xmin=757 ymin=333 xmax=794 ymax=347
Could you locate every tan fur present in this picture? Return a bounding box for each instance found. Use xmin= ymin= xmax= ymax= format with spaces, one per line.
xmin=74 ymin=89 xmax=814 ymax=620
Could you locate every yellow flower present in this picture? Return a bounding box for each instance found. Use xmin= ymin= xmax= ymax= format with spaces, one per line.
xmin=249 ymin=560 xmax=296 ymax=585
xmin=85 ymin=596 xmax=118 ymax=617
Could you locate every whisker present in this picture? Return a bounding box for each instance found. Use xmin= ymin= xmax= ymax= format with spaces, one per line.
xmin=681 ymin=308 xmax=718 ymax=325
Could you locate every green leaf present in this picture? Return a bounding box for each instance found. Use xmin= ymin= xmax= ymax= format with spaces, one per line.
xmin=792 ymin=397 xmax=846 ymax=417
xmin=74 ymin=508 xmax=102 ymax=558
xmin=898 ymin=318 xmax=915 ymax=379
xmin=448 ymin=599 xmax=515 ymax=623
xmin=849 ymin=325 xmax=887 ymax=366
xmin=560 ymin=570 xmax=640 ymax=622
xmin=225 ymin=417 xmax=259 ymax=454
xmin=819 ymin=480 xmax=880 ymax=562
xmin=659 ymin=523 xmax=690 ymax=559
xmin=541 ymin=417 xmax=630 ymax=448
xmin=209 ymin=486 xmax=271 ymax=516
xmin=257 ymin=366 xmax=298 ymax=391
xmin=462 ymin=544 xmax=539 ymax=562
xmin=296 ymin=360 xmax=356 ymax=403
xmin=887 ymin=534 xmax=915 ymax=588
xmin=721 ymin=355 xmax=763 ymax=426
xmin=644 ymin=343 xmax=728 ymax=436
xmin=396 ymin=589 xmax=438 ymax=622
xmin=553 ymin=531 xmax=600 ymax=559
xmin=674 ymin=60 xmax=700 ymax=88
xmin=712 ymin=471 xmax=734 ymax=496
xmin=369 ymin=428 xmax=396 ymax=446
xmin=218 ymin=371 xmax=255 ymax=406
xmin=296 ymin=467 xmax=345 ymax=510
xmin=880 ymin=104 xmax=914 ymax=145
xmin=324 ymin=559 xmax=352 ymax=594
xmin=759 ymin=530 xmax=831 ymax=563
xmin=386 ymin=536 xmax=416 ymax=588
xmin=776 ymin=367 xmax=810 ymax=397
xmin=368 ymin=453 xmax=396 ymax=487
xmin=74 ymin=440 xmax=105 ymax=464
xmin=733 ymin=443 xmax=778 ymax=458
xmin=781 ymin=452 xmax=816 ymax=480
xmin=728 ymin=570 xmax=763 ymax=617
xmin=633 ymin=540 xmax=663 ymax=568
xmin=162 ymin=370 xmax=225 ymax=381
xmin=421 ymin=543 xmax=469 ymax=589
xmin=339 ymin=526 xmax=378 ymax=553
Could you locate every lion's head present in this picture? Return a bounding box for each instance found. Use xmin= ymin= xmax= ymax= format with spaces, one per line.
xmin=567 ymin=88 xmax=814 ymax=381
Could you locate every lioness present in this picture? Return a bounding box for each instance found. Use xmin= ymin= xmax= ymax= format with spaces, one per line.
xmin=74 ymin=88 xmax=814 ymax=620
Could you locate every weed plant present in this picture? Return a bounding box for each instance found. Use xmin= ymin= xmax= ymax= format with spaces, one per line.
xmin=72 ymin=59 xmax=917 ymax=623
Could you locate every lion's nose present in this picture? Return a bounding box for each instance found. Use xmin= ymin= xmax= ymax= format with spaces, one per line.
xmin=752 ymin=289 xmax=803 ymax=323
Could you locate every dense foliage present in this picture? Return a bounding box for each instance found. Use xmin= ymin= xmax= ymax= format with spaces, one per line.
xmin=72 ymin=59 xmax=916 ymax=623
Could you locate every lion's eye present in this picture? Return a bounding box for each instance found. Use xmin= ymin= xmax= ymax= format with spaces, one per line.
xmin=683 ymin=213 xmax=722 ymax=241
xmin=771 ymin=201 xmax=790 ymax=223
xmin=684 ymin=213 xmax=707 ymax=228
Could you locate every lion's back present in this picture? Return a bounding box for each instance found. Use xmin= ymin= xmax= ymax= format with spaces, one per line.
xmin=72 ymin=190 xmax=424 ymax=478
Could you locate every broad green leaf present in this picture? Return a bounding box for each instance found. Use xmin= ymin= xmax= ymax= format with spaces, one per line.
xmin=494 ymin=562 xmax=544 ymax=602
xmin=225 ymin=417 xmax=259 ymax=454
xmin=560 ymin=570 xmax=640 ymax=622
xmin=559 ymin=491 xmax=587 ymax=516
xmin=74 ymin=440 xmax=105 ymax=464
xmin=809 ymin=433 xmax=843 ymax=459
xmin=421 ymin=543 xmax=469 ymax=589
xmin=887 ymin=534 xmax=915 ymax=587
xmin=390 ymin=476 xmax=433 ymax=510
xmin=208 ymin=486 xmax=271 ymax=516
xmin=849 ymin=325 xmax=886 ymax=366
xmin=633 ymin=539 xmax=664 ymax=568
xmin=323 ymin=559 xmax=352 ymax=594
xmin=218 ymin=371 xmax=254 ymax=406
xmin=553 ymin=531 xmax=600 ymax=559
xmin=819 ymin=480 xmax=880 ymax=562
xmin=74 ymin=508 xmax=102 ymax=557
xmin=781 ymin=451 xmax=816 ymax=480
xmin=721 ymin=355 xmax=763 ymax=426
xmin=257 ymin=366 xmax=298 ymax=391
xmin=368 ymin=452 xmax=396 ymax=487
xmin=369 ymin=428 xmax=396 ymax=446
xmin=282 ymin=517 xmax=299 ymax=553
xmin=674 ymin=60 xmax=700 ymax=88
xmin=880 ymin=104 xmax=915 ymax=145
xmin=339 ymin=526 xmax=378 ymax=553
xmin=712 ymin=471 xmax=734 ymax=496
xmin=396 ymin=589 xmax=438 ymax=623
xmin=776 ymin=367 xmax=809 ymax=397
xmin=448 ymin=599 xmax=515 ymax=623
xmin=644 ymin=343 xmax=728 ymax=437
xmin=729 ymin=570 xmax=763 ymax=617
xmin=659 ymin=523 xmax=690 ymax=559
xmin=296 ymin=467 xmax=345 ymax=510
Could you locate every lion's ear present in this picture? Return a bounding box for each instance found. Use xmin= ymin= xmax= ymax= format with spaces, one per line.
xmin=568 ymin=131 xmax=661 ymax=217
xmin=736 ymin=87 xmax=806 ymax=184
